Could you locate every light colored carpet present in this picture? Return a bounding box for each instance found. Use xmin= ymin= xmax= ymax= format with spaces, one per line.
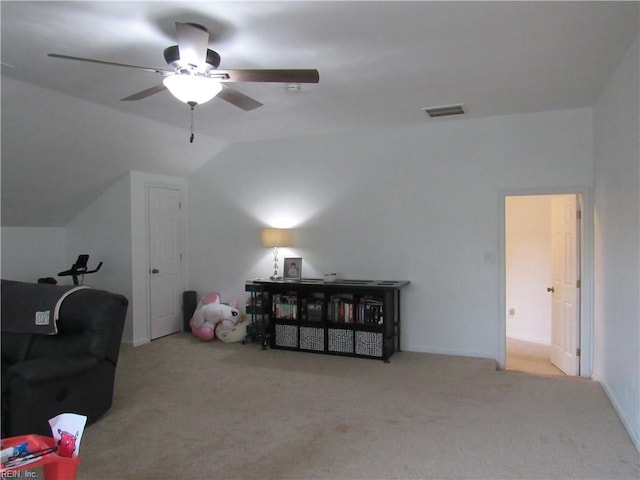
xmin=506 ymin=337 xmax=565 ymax=377
xmin=74 ymin=333 xmax=639 ymax=480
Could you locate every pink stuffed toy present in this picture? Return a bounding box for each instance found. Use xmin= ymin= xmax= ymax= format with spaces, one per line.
xmin=190 ymin=292 xmax=241 ymax=341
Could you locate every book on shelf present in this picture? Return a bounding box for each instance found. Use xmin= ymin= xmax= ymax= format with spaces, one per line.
xmin=328 ymin=294 xmax=354 ymax=323
xmin=357 ymin=296 xmax=384 ymax=325
xmin=272 ymin=293 xmax=298 ymax=320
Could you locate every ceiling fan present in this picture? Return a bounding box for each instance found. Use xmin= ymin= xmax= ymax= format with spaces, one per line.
xmin=48 ymin=22 xmax=319 ymax=140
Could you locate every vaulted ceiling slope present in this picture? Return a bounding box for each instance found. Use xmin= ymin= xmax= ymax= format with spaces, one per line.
xmin=1 ymin=1 xmax=638 ymax=227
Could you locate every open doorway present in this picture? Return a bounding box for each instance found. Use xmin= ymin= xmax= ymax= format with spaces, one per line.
xmin=504 ymin=193 xmax=582 ymax=376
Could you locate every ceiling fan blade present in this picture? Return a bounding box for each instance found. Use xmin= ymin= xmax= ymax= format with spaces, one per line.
xmin=217 ymin=85 xmax=263 ymax=111
xmin=120 ymin=83 xmax=168 ymax=101
xmin=175 ymin=22 xmax=209 ymax=67
xmin=218 ymin=69 xmax=320 ymax=84
xmin=48 ymin=53 xmax=171 ymax=74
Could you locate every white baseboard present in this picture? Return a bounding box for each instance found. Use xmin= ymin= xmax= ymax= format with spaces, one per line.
xmin=121 ymin=338 xmax=149 ymax=347
xmin=132 ymin=337 xmax=150 ymax=347
xmin=597 ymin=377 xmax=640 ymax=453
xmin=403 ymin=344 xmax=495 ymax=361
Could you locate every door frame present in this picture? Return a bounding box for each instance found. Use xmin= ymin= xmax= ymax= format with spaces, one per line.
xmin=498 ymin=186 xmax=593 ymax=377
xmin=145 ymin=182 xmax=186 ymax=342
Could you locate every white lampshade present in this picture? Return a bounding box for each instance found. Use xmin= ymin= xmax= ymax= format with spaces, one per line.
xmin=163 ymin=75 xmax=222 ymax=105
xmin=261 ymin=228 xmax=293 ymax=248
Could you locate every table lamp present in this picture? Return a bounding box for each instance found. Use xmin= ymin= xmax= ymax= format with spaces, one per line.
xmin=261 ymin=228 xmax=293 ymax=280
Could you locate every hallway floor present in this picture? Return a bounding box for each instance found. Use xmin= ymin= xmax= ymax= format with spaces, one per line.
xmin=506 ymin=337 xmax=565 ymax=376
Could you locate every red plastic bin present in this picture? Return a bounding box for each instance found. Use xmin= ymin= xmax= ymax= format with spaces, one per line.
xmin=1 ymin=434 xmax=81 ymax=480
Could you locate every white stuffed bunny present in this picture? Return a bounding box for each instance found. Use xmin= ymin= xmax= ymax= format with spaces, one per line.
xmin=189 ymin=292 xmax=240 ymax=341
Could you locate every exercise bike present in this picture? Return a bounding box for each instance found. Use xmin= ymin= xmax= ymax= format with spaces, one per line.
xmin=57 ymin=254 xmax=103 ymax=285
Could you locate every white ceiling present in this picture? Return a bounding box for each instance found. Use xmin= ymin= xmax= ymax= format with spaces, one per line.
xmin=1 ymin=1 xmax=638 ymax=226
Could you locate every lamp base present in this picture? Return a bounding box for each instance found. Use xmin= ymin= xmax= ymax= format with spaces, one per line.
xmin=270 ymin=275 xmax=282 ymax=280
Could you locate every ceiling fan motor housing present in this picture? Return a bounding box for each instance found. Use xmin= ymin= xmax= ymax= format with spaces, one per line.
xmin=163 ymin=45 xmax=221 ymax=71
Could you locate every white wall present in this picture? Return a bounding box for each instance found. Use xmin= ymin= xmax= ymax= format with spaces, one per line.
xmin=65 ymin=174 xmax=133 ymax=340
xmin=505 ymin=195 xmax=553 ymax=345
xmin=0 ymin=227 xmax=66 ymax=282
xmin=1 ymin=172 xmax=188 ymax=347
xmin=593 ymin=33 xmax=640 ymax=450
xmin=65 ymin=170 xmax=188 ymax=346
xmin=188 ymin=107 xmax=594 ymax=360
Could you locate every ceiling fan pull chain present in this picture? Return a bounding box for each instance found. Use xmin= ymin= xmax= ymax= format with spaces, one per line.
xmin=188 ymin=101 xmax=196 ymax=143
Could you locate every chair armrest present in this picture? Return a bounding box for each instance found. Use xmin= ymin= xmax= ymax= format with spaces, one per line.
xmin=6 ymin=355 xmax=99 ymax=384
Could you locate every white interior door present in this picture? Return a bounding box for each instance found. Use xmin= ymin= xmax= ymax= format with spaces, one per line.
xmin=549 ymin=194 xmax=580 ymax=375
xmin=148 ymin=186 xmax=183 ymax=340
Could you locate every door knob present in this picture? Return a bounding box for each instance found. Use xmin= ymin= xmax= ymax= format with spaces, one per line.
xmin=546 ymin=286 xmax=554 ymax=293
xmin=151 ymin=268 xmax=159 ymax=274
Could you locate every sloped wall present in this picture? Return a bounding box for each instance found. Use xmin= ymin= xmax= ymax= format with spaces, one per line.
xmin=0 ymin=227 xmax=66 ymax=282
xmin=65 ymin=173 xmax=133 ymax=341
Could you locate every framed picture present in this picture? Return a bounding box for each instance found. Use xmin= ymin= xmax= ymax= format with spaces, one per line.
xmin=283 ymin=257 xmax=302 ymax=281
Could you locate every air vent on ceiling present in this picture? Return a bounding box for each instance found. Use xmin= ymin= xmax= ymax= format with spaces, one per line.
xmin=422 ymin=103 xmax=465 ymax=118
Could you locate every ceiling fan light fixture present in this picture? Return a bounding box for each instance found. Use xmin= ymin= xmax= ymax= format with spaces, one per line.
xmin=285 ymin=83 xmax=302 ymax=93
xmin=163 ymin=74 xmax=222 ymax=105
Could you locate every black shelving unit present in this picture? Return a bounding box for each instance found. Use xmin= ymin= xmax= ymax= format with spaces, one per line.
xmin=246 ymin=278 xmax=410 ymax=362
xmin=244 ymin=282 xmax=270 ymax=349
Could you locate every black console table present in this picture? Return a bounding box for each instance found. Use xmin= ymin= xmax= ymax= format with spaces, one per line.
xmin=245 ymin=278 xmax=409 ymax=362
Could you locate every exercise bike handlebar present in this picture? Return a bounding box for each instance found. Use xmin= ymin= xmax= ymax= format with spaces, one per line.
xmin=58 ymin=256 xmax=103 ymax=285
xmin=83 ymin=261 xmax=103 ymax=274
